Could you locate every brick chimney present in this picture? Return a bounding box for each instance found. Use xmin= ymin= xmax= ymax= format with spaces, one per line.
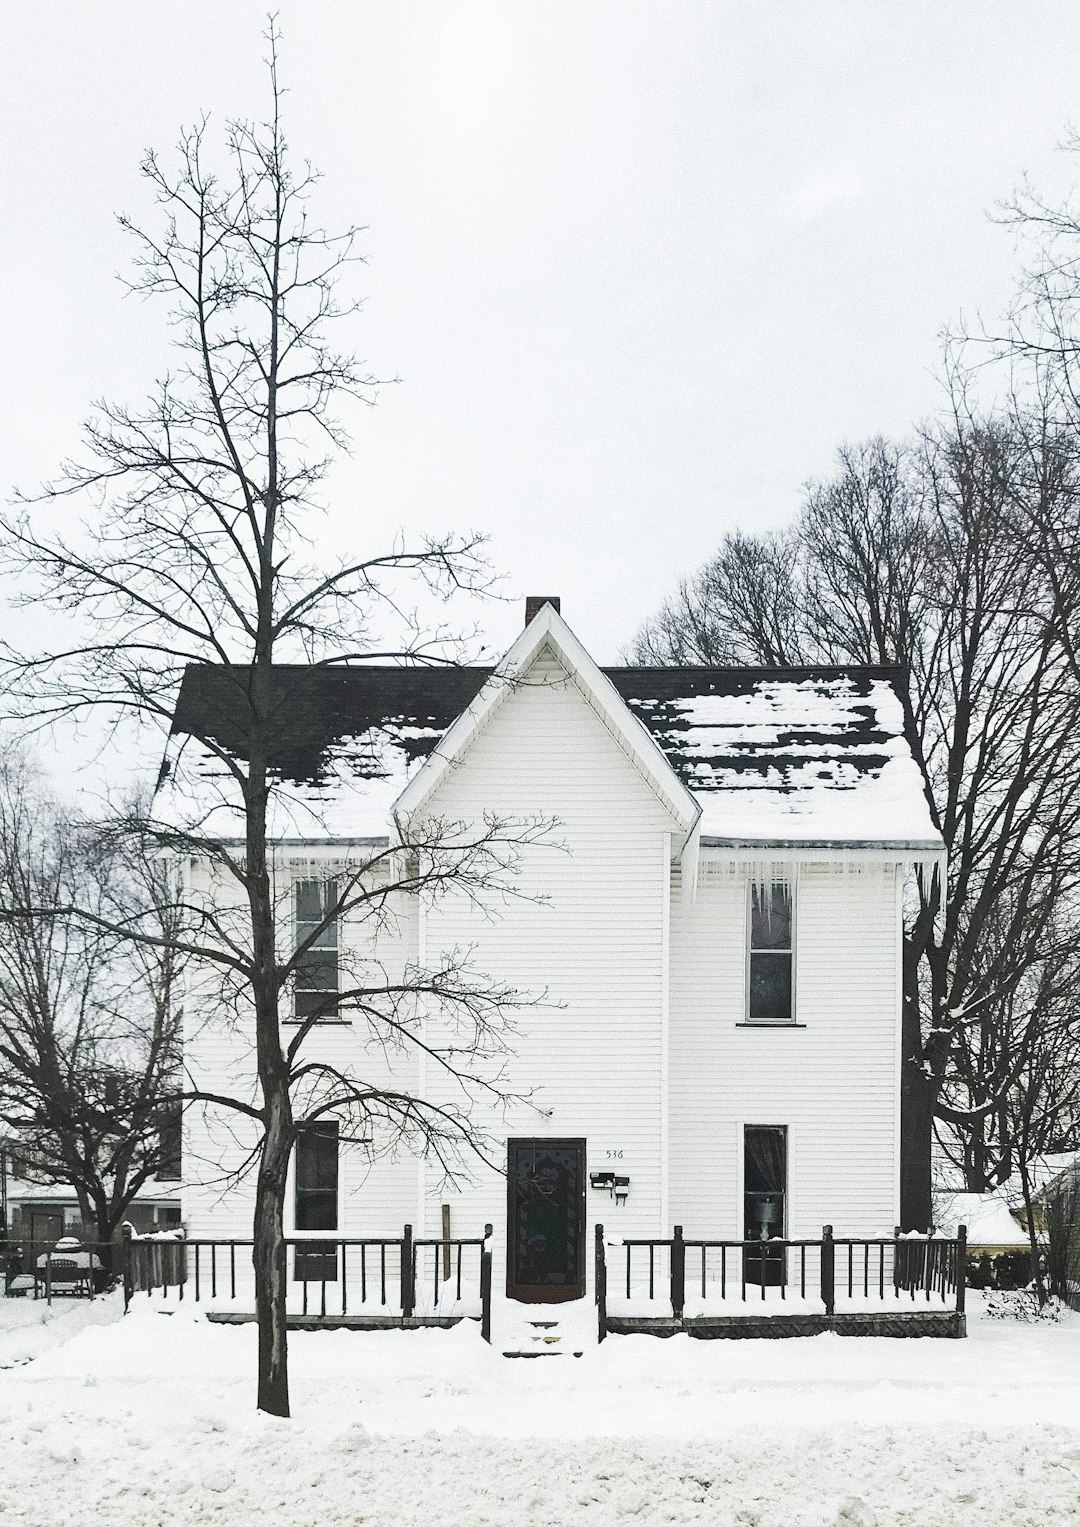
xmin=525 ymin=595 xmax=561 ymax=627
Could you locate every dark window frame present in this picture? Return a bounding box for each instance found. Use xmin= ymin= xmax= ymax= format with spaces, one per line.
xmin=292 ymin=1121 xmax=340 ymax=1282
xmin=746 ymin=879 xmax=796 ymax=1025
xmin=156 ymin=1102 xmax=182 ymax=1181
xmin=743 ymin=1124 xmax=788 ymax=1286
xmin=293 ymin=878 xmax=341 ymax=1022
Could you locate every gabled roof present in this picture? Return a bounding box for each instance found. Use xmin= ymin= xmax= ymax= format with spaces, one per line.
xmin=158 ymin=617 xmax=941 ymax=852
xmin=392 ymin=601 xmax=701 ymax=836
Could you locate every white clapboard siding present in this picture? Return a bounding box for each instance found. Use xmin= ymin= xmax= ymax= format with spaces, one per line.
xmin=182 ymin=859 xmax=425 ymax=1241
xmin=414 ymin=642 xmax=681 ymax=1288
xmin=669 ymin=858 xmax=900 ymax=1240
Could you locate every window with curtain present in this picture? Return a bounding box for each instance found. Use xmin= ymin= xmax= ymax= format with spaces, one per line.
xmin=744 ymin=1125 xmax=787 ymax=1286
xmin=293 ymin=1121 xmax=339 ymax=1282
xmin=293 ymin=878 xmax=339 ymax=1020
xmin=748 ymin=880 xmax=794 ymax=1022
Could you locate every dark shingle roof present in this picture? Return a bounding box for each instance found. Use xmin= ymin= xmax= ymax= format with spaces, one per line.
xmin=170 ymin=664 xmax=493 ymax=786
xmin=170 ymin=662 xmax=910 ymax=792
xmin=610 ymin=665 xmax=908 ymax=791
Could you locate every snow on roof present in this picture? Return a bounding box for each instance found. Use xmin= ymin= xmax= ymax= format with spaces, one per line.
xmin=933 ymin=1190 xmax=1029 ymax=1248
xmin=157 ymin=661 xmax=940 ymax=851
xmin=621 ymin=670 xmax=939 ymax=848
xmin=156 ymin=665 xmax=488 ymax=843
xmin=157 ymin=723 xmax=443 ymax=842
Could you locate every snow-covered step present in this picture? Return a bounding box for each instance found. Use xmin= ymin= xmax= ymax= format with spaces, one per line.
xmin=501 ymin=1317 xmax=583 ymax=1358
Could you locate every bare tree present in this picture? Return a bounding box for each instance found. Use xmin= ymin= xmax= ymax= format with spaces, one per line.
xmin=630 ymin=422 xmax=1080 ymax=1228
xmin=0 ymin=757 xmax=182 ymax=1268
xmin=975 ymin=148 xmax=1080 ymax=696
xmin=0 ymin=27 xmax=546 ymax=1416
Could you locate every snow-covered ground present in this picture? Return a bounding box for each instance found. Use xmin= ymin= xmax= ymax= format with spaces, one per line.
xmin=0 ymin=1292 xmax=124 ymax=1370
xmin=0 ymin=1290 xmax=1078 ymax=1524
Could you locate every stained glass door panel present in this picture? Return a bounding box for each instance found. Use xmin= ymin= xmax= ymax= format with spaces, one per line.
xmin=506 ymin=1139 xmax=586 ymax=1302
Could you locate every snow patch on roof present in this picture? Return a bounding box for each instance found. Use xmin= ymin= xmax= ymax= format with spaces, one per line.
xmin=627 ymin=678 xmax=939 ymax=846
xmin=933 ymin=1190 xmax=1029 ymax=1248
xmin=155 ymin=721 xmax=444 ymax=842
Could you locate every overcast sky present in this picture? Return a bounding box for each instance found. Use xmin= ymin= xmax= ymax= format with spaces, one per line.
xmin=4 ymin=1 xmax=1080 ymax=670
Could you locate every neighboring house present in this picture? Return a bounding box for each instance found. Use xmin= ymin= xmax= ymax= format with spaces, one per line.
xmin=1 ymin=1130 xmax=182 ymax=1253
xmin=933 ymin=1190 xmax=1029 ymax=1258
xmin=2 ymin=1168 xmax=181 ymax=1251
xmin=161 ymin=598 xmax=943 ymax=1305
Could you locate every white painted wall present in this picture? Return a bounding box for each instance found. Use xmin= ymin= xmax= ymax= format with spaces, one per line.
xmin=669 ymin=857 xmax=901 ymax=1241
xmin=414 ymin=642 xmax=679 ymax=1292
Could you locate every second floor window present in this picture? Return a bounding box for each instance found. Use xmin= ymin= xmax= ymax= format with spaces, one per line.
xmin=156 ymin=1101 xmax=182 ymax=1181
xmin=294 ymin=878 xmax=339 ymax=1020
xmin=748 ymin=881 xmax=794 ymax=1023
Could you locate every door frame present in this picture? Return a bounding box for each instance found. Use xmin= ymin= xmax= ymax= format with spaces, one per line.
xmin=506 ymin=1137 xmax=587 ymax=1303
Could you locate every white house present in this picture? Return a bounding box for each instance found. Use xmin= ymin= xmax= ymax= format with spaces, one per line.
xmin=162 ymin=597 xmax=943 ymax=1306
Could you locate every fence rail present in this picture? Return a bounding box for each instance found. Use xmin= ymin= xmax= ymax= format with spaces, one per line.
xmin=121 ymin=1224 xmax=494 ymax=1340
xmin=597 ymin=1223 xmax=967 ymax=1339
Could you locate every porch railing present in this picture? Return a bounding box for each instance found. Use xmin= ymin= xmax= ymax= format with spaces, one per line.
xmin=121 ymin=1224 xmax=494 ymax=1341
xmin=596 ymin=1223 xmax=967 ymax=1339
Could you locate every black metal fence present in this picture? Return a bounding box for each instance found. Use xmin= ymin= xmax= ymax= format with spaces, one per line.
xmin=597 ymin=1223 xmax=967 ymax=1338
xmin=122 ymin=1224 xmax=494 ymax=1341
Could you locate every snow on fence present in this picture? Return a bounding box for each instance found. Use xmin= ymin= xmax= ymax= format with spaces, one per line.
xmin=121 ymin=1225 xmax=494 ymax=1341
xmin=596 ymin=1223 xmax=967 ymax=1339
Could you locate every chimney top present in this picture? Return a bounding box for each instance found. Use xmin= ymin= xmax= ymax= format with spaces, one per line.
xmin=525 ymin=595 xmax=561 ymax=627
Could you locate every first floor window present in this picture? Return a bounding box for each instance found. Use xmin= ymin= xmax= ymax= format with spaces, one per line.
xmin=744 ymin=1125 xmax=787 ymax=1286
xmin=748 ymin=880 xmax=794 ymax=1023
xmin=293 ymin=1121 xmax=339 ymax=1281
xmin=294 ymin=878 xmax=339 ymax=1020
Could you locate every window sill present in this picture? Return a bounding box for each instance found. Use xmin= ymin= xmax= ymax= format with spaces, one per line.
xmin=282 ymin=1018 xmax=352 ymax=1026
xmin=735 ymin=1021 xmax=806 ymax=1029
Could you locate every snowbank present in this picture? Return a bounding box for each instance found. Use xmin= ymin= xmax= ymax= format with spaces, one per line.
xmin=0 ymin=1294 xmax=1077 ymax=1523
xmin=0 ymin=1291 xmax=125 ymax=1370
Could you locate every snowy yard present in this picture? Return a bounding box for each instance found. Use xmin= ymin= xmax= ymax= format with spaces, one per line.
xmin=0 ymin=1291 xmax=1078 ymax=1525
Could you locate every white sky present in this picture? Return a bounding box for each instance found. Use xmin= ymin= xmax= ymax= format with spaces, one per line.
xmin=3 ymin=0 xmax=1080 ymax=676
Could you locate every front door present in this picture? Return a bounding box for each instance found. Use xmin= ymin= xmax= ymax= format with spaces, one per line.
xmin=506 ymin=1138 xmax=586 ymax=1302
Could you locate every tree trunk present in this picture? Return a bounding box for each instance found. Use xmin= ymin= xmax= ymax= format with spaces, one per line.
xmin=253 ymin=1082 xmax=292 ymax=1416
xmin=90 ymin=1190 xmax=116 ymax=1275
xmin=900 ymin=1052 xmax=935 ymax=1231
xmin=1018 ymin=1161 xmax=1048 ymax=1308
xmin=965 ymin=1115 xmax=986 ymax=1192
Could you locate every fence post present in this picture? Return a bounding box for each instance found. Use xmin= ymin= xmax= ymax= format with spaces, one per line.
xmin=480 ymin=1224 xmax=493 ymax=1344
xmin=671 ymin=1224 xmax=685 ymax=1323
xmin=955 ymin=1224 xmax=967 ymax=1315
xmin=401 ymin=1224 xmax=414 ymax=1320
xmin=45 ymin=1251 xmax=52 ymax=1307
xmin=595 ymin=1224 xmax=608 ymax=1343
xmin=821 ymin=1225 xmax=835 ymax=1317
xmin=441 ymin=1204 xmax=451 ymax=1283
xmin=121 ymin=1225 xmax=133 ymax=1312
xmin=893 ymin=1225 xmax=901 ymax=1293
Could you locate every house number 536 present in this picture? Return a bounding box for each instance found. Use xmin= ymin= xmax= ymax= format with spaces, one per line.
xmin=606 ymin=1150 xmax=624 ymax=1159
